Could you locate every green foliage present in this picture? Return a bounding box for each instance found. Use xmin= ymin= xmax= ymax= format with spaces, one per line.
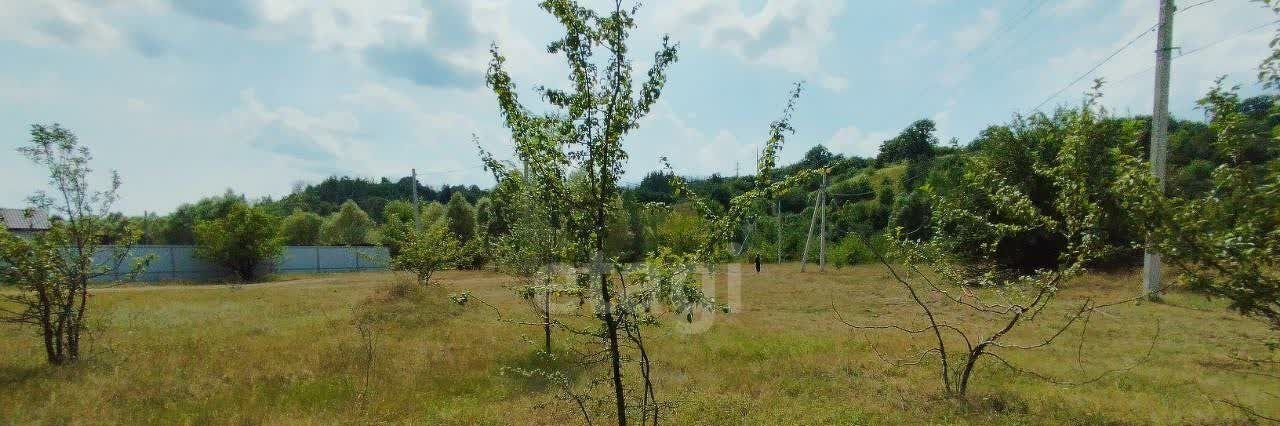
xmin=382 ymin=200 xmax=416 ymax=224
xmin=859 ymin=92 xmax=1150 ymax=397
xmin=829 ymin=233 xmax=877 ymax=267
xmin=653 ymin=204 xmax=707 ymax=255
xmin=479 ymin=1 xmax=703 ymax=421
xmin=445 ymin=192 xmax=477 ymax=243
xmin=163 ymin=190 xmax=246 ymax=244
xmin=936 ymin=88 xmax=1144 ymax=272
xmin=1121 ymin=80 xmax=1280 ymax=329
xmin=321 ymin=200 xmax=374 ymax=246
xmin=193 ymin=202 xmax=284 ymax=282
xmin=877 ymin=119 xmax=938 ymax=166
xmin=3 ymin=124 xmax=149 ymax=365
xmin=280 ymin=210 xmax=323 ymax=245
xmin=388 ymin=222 xmax=460 ymax=286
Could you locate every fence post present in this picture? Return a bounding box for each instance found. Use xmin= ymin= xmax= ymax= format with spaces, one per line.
xmin=170 ymin=246 xmax=177 ymax=281
xmin=314 ymin=246 xmax=321 ymax=274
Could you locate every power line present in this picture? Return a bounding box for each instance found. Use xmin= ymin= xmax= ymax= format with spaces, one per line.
xmin=1179 ymin=0 xmax=1220 ymax=14
xmin=1029 ymin=0 xmax=1231 ymax=112
xmin=884 ymin=2 xmax=1052 ymax=128
xmin=1112 ymin=19 xmax=1280 ymax=84
xmin=1031 ymin=24 xmax=1158 ymax=112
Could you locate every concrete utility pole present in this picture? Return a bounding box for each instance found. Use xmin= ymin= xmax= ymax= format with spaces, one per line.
xmin=1144 ymin=0 xmax=1174 ymax=297
xmin=819 ymin=173 xmax=827 ymax=272
xmin=411 ymin=168 xmax=421 ymax=231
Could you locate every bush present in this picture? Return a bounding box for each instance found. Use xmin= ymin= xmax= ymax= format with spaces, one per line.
xmin=280 ymin=210 xmax=323 ymax=245
xmin=389 ymin=220 xmax=460 ymax=286
xmin=322 ymin=200 xmax=374 ymax=245
xmin=193 ymin=202 xmax=284 ymax=282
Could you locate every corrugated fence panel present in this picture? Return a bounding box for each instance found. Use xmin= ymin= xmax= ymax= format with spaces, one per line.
xmin=88 ymin=245 xmax=388 ymax=282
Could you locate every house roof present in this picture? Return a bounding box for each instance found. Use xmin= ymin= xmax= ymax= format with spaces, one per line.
xmin=1 ymin=208 xmax=51 ymax=231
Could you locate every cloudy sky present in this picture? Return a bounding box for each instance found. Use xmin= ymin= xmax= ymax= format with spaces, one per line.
xmin=1 ymin=0 xmax=1275 ymax=215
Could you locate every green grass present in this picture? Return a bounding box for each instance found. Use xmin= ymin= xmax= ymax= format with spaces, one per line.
xmin=0 ymin=265 xmax=1274 ymax=425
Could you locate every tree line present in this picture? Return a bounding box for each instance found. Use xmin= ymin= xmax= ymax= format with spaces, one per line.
xmin=2 ymin=0 xmax=1278 ymax=423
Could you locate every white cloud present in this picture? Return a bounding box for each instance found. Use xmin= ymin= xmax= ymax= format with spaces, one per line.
xmin=655 ymin=0 xmax=849 ymax=91
xmin=1050 ymin=0 xmax=1097 ymax=17
xmin=1035 ymin=0 xmax=1274 ymax=114
xmin=229 ymin=90 xmax=375 ymax=174
xmin=0 ymin=0 xmax=127 ymax=50
xmin=826 ymin=125 xmax=893 ymax=158
xmin=952 ymin=8 xmax=1000 ymax=53
xmin=631 ymin=101 xmax=756 ymax=177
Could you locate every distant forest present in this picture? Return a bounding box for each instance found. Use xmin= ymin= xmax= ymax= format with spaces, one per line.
xmin=122 ymin=92 xmax=1278 ymax=270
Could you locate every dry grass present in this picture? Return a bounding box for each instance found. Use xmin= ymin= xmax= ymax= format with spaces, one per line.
xmin=0 ymin=264 xmax=1275 ymax=425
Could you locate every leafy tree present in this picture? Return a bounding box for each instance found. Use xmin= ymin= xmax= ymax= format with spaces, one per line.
xmin=194 ymin=202 xmax=284 ymax=282
xmin=800 ymin=145 xmax=837 ymax=169
xmin=162 ymin=190 xmax=245 ymax=244
xmin=845 ymin=93 xmax=1153 ymax=397
xmin=322 ymin=200 xmax=374 ymax=245
xmin=939 ymin=87 xmax=1144 ymax=272
xmin=477 ymin=1 xmax=717 ymax=422
xmin=389 ymin=222 xmax=460 ymax=286
xmin=421 ymin=201 xmax=446 ymax=228
xmin=653 ymin=204 xmax=706 ymax=255
xmin=877 ymin=119 xmax=938 ymax=165
xmin=445 ymin=192 xmax=477 ymax=243
xmin=0 ymin=124 xmax=149 ymax=365
xmin=635 ymin=171 xmax=676 ymax=203
xmin=382 ymin=199 xmax=416 ymax=224
xmin=280 ymin=210 xmax=323 ymax=245
xmin=1122 ymin=81 xmax=1280 ymax=327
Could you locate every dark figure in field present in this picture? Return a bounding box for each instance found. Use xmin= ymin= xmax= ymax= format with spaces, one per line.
xmin=754 ymin=254 xmax=761 ymax=274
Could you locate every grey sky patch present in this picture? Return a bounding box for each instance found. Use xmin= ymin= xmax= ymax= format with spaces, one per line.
xmin=363 ymin=44 xmax=479 ymax=88
xmin=127 ymin=30 xmax=169 ymax=58
xmin=742 ymin=13 xmax=798 ymax=57
xmin=37 ymin=18 xmax=87 ymax=44
xmin=428 ymin=0 xmax=480 ymax=49
xmin=249 ymin=123 xmax=340 ymax=164
xmin=170 ymin=0 xmax=259 ymax=29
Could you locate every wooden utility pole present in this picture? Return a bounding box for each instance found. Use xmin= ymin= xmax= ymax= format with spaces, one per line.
xmin=1144 ymin=0 xmax=1174 ymax=297
xmin=411 ymin=168 xmax=421 ymax=231
xmin=775 ymin=200 xmax=782 ymax=264
xmin=819 ymin=173 xmax=827 ymax=272
xmin=801 ymin=191 xmax=819 ymax=272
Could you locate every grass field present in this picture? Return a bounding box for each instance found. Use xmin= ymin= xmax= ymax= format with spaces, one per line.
xmin=0 ymin=264 xmax=1275 ymax=425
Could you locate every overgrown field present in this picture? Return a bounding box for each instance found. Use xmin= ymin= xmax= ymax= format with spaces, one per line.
xmin=0 ymin=265 xmax=1273 ymax=425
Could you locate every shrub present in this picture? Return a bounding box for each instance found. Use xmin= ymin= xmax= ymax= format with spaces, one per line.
xmin=194 ymin=202 xmax=284 ymax=282
xmin=322 ymin=200 xmax=374 ymax=245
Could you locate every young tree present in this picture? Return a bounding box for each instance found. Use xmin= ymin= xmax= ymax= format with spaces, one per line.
xmin=193 ymin=202 xmax=285 ymax=282
xmin=841 ymin=91 xmax=1155 ymax=398
xmin=478 ymin=1 xmax=709 ymax=422
xmin=1122 ymin=81 xmax=1280 ymax=328
xmin=0 ymin=124 xmax=149 ymax=365
xmin=389 ymin=222 xmax=460 ymax=286
xmin=280 ymin=210 xmax=323 ymax=245
xmin=322 ymin=200 xmax=374 ymax=246
xmin=487 ymin=171 xmax=580 ymax=353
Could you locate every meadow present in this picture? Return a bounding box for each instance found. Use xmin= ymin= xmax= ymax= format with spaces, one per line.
xmin=0 ymin=264 xmax=1274 ymax=425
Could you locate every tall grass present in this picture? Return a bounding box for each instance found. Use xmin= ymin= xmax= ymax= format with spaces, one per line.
xmin=0 ymin=266 xmax=1273 ymax=424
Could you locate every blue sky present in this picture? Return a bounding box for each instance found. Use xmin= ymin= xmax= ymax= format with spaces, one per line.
xmin=1 ymin=0 xmax=1275 ymax=215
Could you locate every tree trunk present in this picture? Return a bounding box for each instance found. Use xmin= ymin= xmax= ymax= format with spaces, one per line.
xmin=600 ymin=270 xmax=626 ymax=426
xmin=543 ymin=289 xmax=552 ymax=353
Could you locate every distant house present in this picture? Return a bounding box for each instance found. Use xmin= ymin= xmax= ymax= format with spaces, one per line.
xmin=1 ymin=208 xmax=51 ymax=238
